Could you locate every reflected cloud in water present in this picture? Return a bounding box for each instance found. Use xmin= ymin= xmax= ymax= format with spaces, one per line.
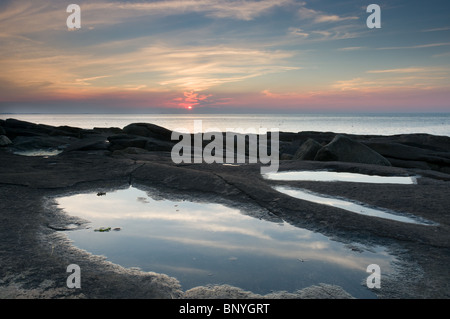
xmin=263 ymin=170 xmax=417 ymax=184
xmin=57 ymin=186 xmax=397 ymax=297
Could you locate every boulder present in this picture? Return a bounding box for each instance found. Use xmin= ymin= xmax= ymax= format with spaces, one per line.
xmin=0 ymin=135 xmax=12 ymax=147
xmin=4 ymin=119 xmax=55 ymax=138
xmin=144 ymin=138 xmax=175 ymax=152
xmin=107 ymin=135 xmax=148 ymax=151
xmin=280 ymin=153 xmax=293 ymax=160
xmin=315 ymin=135 xmax=391 ymax=166
xmin=123 ymin=123 xmax=173 ymax=141
xmin=63 ymin=137 xmax=110 ymax=152
xmin=293 ymin=138 xmax=322 ymax=160
xmin=363 ymin=141 xmax=450 ymax=165
xmin=10 ymin=135 xmax=72 ymax=151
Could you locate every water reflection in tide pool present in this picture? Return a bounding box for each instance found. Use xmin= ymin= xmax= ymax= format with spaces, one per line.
xmin=57 ymin=186 xmax=396 ymax=298
xmin=264 ymin=171 xmax=434 ymax=225
xmin=13 ymin=149 xmax=62 ymax=157
xmin=273 ymin=186 xmax=433 ymax=225
xmin=263 ymin=171 xmax=417 ymax=184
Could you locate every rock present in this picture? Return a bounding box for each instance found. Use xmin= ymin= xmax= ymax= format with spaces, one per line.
xmin=387 ymin=134 xmax=450 ymax=152
xmin=123 ymin=123 xmax=173 ymax=141
xmin=293 ymin=138 xmax=322 ymax=160
xmin=315 ymin=135 xmax=391 ymax=166
xmin=385 ymin=157 xmax=431 ymax=170
xmin=296 ymin=283 xmax=354 ymax=299
xmin=93 ymin=127 xmax=123 ymax=135
xmin=112 ymin=147 xmax=149 ymax=155
xmin=4 ymin=119 xmax=55 ymax=138
xmin=11 ymin=135 xmax=72 ymax=151
xmin=107 ymin=135 xmax=149 ymax=151
xmin=364 ymin=141 xmax=450 ymax=166
xmin=0 ymin=135 xmax=12 ymax=147
xmin=0 ymin=125 xmax=6 ymax=136
xmin=280 ymin=153 xmax=293 ymax=160
xmin=64 ymin=138 xmax=110 ymax=152
xmin=144 ymin=138 xmax=175 ymax=152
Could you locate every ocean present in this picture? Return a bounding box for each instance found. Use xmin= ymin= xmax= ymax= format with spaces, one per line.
xmin=1 ymin=113 xmax=449 ymax=137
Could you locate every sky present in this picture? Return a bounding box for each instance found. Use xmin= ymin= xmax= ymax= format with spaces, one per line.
xmin=0 ymin=0 xmax=449 ymax=114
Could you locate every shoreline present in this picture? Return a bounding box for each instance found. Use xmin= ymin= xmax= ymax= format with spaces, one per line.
xmin=0 ymin=119 xmax=449 ymax=299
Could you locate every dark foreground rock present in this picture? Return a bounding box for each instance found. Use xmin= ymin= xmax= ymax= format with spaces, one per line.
xmin=0 ymin=118 xmax=449 ymax=299
xmin=314 ymin=134 xmax=392 ymax=166
xmin=292 ymin=138 xmax=322 ymax=160
xmin=0 ymin=135 xmax=12 ymax=147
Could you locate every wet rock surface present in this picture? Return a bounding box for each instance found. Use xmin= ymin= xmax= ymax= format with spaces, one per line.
xmin=0 ymin=119 xmax=449 ymax=299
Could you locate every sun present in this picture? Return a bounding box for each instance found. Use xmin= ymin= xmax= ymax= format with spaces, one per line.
xmin=187 ymin=106 xmax=193 ymax=110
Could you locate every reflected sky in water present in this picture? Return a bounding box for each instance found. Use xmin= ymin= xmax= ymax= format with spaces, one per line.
xmin=273 ymin=186 xmax=433 ymax=225
xmin=263 ymin=171 xmax=417 ymax=184
xmin=57 ymin=186 xmax=397 ymax=298
xmin=264 ymin=170 xmax=434 ymax=225
xmin=13 ymin=149 xmax=62 ymax=157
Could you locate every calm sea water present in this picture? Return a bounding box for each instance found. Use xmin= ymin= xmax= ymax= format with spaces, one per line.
xmin=1 ymin=113 xmax=449 ymax=136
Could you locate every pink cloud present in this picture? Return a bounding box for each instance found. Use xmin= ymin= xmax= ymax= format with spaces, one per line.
xmin=173 ymin=91 xmax=213 ymax=109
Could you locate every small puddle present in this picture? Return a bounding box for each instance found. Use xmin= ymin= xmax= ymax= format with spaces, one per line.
xmin=56 ymin=185 xmax=399 ymax=298
xmin=263 ymin=171 xmax=417 ymax=184
xmin=13 ymin=149 xmax=62 ymax=157
xmin=273 ymin=186 xmax=434 ymax=225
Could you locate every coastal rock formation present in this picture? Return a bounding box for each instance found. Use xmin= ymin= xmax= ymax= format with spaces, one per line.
xmin=123 ymin=123 xmax=173 ymax=141
xmin=362 ymin=140 xmax=450 ymax=174
xmin=0 ymin=135 xmax=12 ymax=147
xmin=0 ymin=118 xmax=450 ymax=299
xmin=293 ymin=138 xmax=322 ymax=160
xmin=277 ymin=131 xmax=450 ymax=173
xmin=1 ymin=118 xmax=450 ymax=173
xmin=107 ymin=134 xmax=175 ymax=152
xmin=314 ymin=134 xmax=392 ymax=166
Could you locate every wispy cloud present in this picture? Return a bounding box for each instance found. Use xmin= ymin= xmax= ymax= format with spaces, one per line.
xmin=337 ymin=46 xmax=366 ymax=51
xmin=366 ymin=67 xmax=434 ymax=74
xmin=377 ymin=42 xmax=450 ymax=50
xmin=298 ymin=4 xmax=359 ymax=24
xmin=288 ymin=27 xmax=309 ymax=37
xmin=0 ymin=38 xmax=299 ymax=98
xmin=84 ymin=0 xmax=294 ymax=23
xmin=0 ymin=0 xmax=294 ymax=37
xmin=333 ymin=66 xmax=450 ymax=92
xmin=422 ymin=26 xmax=450 ymax=32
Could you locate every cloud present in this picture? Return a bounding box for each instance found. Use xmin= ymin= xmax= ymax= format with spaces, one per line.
xmin=298 ymin=5 xmax=359 ymax=24
xmin=83 ymin=0 xmax=294 ymax=23
xmin=332 ymin=66 xmax=450 ymax=92
xmin=366 ymin=67 xmax=432 ymax=74
xmin=422 ymin=26 xmax=450 ymax=32
xmin=288 ymin=27 xmax=309 ymax=37
xmin=175 ymin=91 xmax=213 ymax=108
xmin=0 ymin=38 xmax=299 ymax=99
xmin=337 ymin=46 xmax=366 ymax=51
xmin=0 ymin=0 xmax=294 ymax=38
xmin=377 ymin=42 xmax=450 ymax=50
xmin=0 ymin=0 xmax=300 ymax=98
xmin=75 ymin=75 xmax=111 ymax=86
